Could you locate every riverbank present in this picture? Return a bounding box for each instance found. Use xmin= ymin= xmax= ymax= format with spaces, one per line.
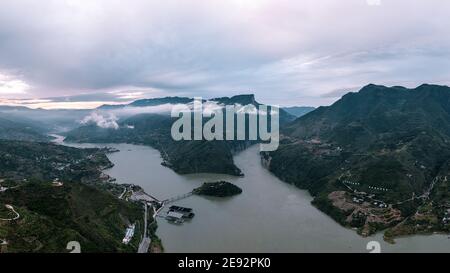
xmin=112 ymin=144 xmax=450 ymax=252
xmin=52 ymin=136 xmax=165 ymax=253
xmin=55 ymin=139 xmax=450 ymax=252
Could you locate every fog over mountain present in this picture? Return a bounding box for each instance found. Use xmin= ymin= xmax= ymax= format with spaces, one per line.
xmin=3 ymin=0 xmax=450 ymax=255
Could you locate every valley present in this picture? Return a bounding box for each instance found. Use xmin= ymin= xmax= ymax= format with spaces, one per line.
xmin=2 ymin=85 xmax=450 ymax=252
xmin=76 ymin=142 xmax=450 ymax=252
xmin=266 ymin=84 xmax=450 ymax=239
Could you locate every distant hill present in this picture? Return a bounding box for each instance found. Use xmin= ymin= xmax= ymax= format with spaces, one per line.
xmin=98 ymin=94 xmax=262 ymax=109
xmin=0 ymin=140 xmax=112 ymax=181
xmin=98 ymin=96 xmax=193 ymax=110
xmin=266 ymin=84 xmax=450 ymax=238
xmin=0 ymin=107 xmax=91 ymax=132
xmin=282 ymin=106 xmax=315 ymax=117
xmin=213 ymin=94 xmax=295 ymax=124
xmin=130 ymin=96 xmax=193 ymax=107
xmin=211 ymin=94 xmax=257 ymax=105
xmin=0 ymin=105 xmax=29 ymax=111
xmin=0 ymin=114 xmax=50 ymax=142
xmin=66 ymin=94 xmax=294 ymax=175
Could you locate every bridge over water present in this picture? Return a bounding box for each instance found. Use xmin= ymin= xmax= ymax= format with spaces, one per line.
xmin=161 ymin=191 xmax=193 ymax=205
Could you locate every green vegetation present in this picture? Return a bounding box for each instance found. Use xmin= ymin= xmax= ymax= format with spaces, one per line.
xmin=65 ymin=94 xmax=295 ymax=176
xmin=0 ymin=140 xmax=112 ymax=182
xmin=70 ymin=96 xmax=250 ymax=175
xmin=148 ymin=219 xmax=164 ymax=253
xmin=268 ymin=84 xmax=450 ymax=238
xmin=0 ymin=140 xmax=144 ymax=253
xmin=0 ymin=114 xmax=50 ymax=142
xmin=0 ymin=205 xmax=16 ymax=220
xmin=0 ymin=181 xmax=143 ymax=252
xmin=194 ymin=181 xmax=242 ymax=197
xmin=311 ymin=194 xmax=348 ymax=225
xmin=65 ymin=114 xmax=244 ymax=176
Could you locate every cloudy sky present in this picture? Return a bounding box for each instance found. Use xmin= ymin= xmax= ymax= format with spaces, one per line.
xmin=1 ymin=0 xmax=450 ymax=108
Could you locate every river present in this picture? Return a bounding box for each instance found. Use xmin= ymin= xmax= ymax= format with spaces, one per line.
xmin=57 ymin=138 xmax=450 ymax=253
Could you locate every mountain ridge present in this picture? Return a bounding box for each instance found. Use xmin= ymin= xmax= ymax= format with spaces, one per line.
xmin=266 ymin=83 xmax=450 ymax=238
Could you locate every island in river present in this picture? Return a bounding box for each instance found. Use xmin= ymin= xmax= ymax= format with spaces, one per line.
xmin=193 ymin=181 xmax=242 ymax=197
xmin=74 ymin=142 xmax=450 ymax=253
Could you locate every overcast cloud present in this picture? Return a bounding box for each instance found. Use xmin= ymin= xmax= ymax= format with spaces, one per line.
xmin=1 ymin=0 xmax=450 ymax=107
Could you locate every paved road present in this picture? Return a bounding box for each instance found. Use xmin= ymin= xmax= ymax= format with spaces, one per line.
xmin=396 ymin=176 xmax=445 ymax=205
xmin=0 ymin=205 xmax=20 ymax=221
xmin=138 ymin=237 xmax=151 ymax=253
xmin=118 ymin=188 xmax=127 ymax=199
xmin=137 ymin=202 xmax=151 ymax=253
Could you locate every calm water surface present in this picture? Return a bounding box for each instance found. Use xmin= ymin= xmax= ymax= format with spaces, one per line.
xmin=60 ymin=138 xmax=450 ymax=253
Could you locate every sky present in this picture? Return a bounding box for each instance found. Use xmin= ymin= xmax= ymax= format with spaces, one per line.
xmin=1 ymin=0 xmax=450 ymax=109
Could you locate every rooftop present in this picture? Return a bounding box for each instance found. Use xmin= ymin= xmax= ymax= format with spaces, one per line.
xmin=167 ymin=211 xmax=184 ymax=219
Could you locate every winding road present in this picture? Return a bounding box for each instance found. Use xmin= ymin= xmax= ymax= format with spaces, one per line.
xmin=0 ymin=204 xmax=20 ymax=221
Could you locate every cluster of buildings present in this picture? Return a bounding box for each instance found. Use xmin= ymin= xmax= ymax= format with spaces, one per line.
xmin=372 ymin=201 xmax=388 ymax=208
xmin=343 ymin=180 xmax=360 ymax=186
xmin=352 ymin=196 xmax=365 ymax=204
xmin=122 ymin=224 xmax=136 ymax=244
xmin=303 ymin=139 xmax=343 ymax=157
xmin=341 ymin=176 xmax=391 ymax=209
xmin=166 ymin=211 xmax=185 ymax=224
xmin=166 ymin=206 xmax=195 ymax=224
xmin=351 ymin=195 xmax=388 ymax=208
xmin=368 ymin=186 xmax=389 ymax=192
xmin=341 ymin=175 xmax=390 ymax=193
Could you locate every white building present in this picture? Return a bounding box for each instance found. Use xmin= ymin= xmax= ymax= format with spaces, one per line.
xmin=122 ymin=224 xmax=136 ymax=244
